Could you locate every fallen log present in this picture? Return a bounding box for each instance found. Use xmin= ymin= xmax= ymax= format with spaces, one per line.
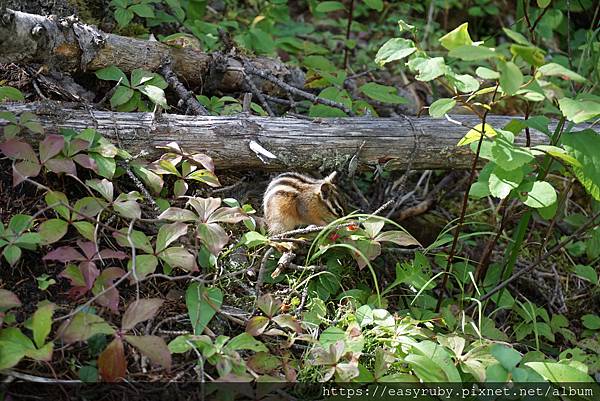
xmin=0 ymin=8 xmax=296 ymax=93
xmin=1 ymin=102 xmax=555 ymax=172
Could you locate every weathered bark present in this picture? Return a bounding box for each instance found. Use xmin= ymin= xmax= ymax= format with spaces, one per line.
xmin=0 ymin=8 xmax=298 ymax=92
xmin=1 ymin=102 xmax=556 ymax=172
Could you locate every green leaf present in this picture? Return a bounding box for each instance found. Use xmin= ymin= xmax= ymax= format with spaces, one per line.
xmin=129 ymin=3 xmax=155 ymax=18
xmin=476 ymin=67 xmax=500 ymax=80
xmin=3 ymin=245 xmax=22 ymax=266
xmin=558 ymin=98 xmax=600 ymax=123
xmin=574 ymin=264 xmax=598 ymax=284
xmin=73 ymin=221 xmax=95 ymax=241
xmin=130 ymin=69 xmax=154 ymax=87
xmin=439 ymin=23 xmax=473 ymax=50
xmin=537 ymin=0 xmax=551 ymax=7
xmin=519 ymin=181 xmax=557 ymax=209
xmin=0 ymin=86 xmax=25 ymax=101
xmin=156 ymin=222 xmax=188 ymax=253
xmin=586 ymin=228 xmax=600 ymax=259
xmin=79 ymin=365 xmax=98 ymax=382
xmin=538 ymin=63 xmax=586 ymax=83
xmin=159 ymin=246 xmax=196 ymax=271
xmin=489 ymin=165 xmax=523 ymax=198
xmin=95 ymin=65 xmax=128 ymax=85
xmin=38 ymin=219 xmax=68 ymax=245
xmin=114 ymin=6 xmax=134 ymax=26
xmin=186 ymin=169 xmax=220 ymax=187
xmin=510 ymin=44 xmax=545 ymax=67
xmin=581 ymin=314 xmax=600 ymax=330
xmin=374 ymin=38 xmax=416 ymax=66
xmin=408 ymin=57 xmax=448 ymax=81
xmin=457 ymin=123 xmax=497 ymax=146
xmin=359 ymin=83 xmax=407 ymax=104
xmin=186 ymin=283 xmax=223 ymax=335
xmin=315 ymin=1 xmax=346 ymax=13
xmin=525 ymin=362 xmax=593 ymax=382
xmin=490 ymin=344 xmax=521 ymax=372
xmin=450 ymin=73 xmax=480 ymax=93
xmin=9 ymin=214 xmax=34 ymax=233
xmin=114 ymin=228 xmax=154 ymax=253
xmin=502 ymin=28 xmax=530 ymax=45
xmin=406 ymin=341 xmax=461 ymax=382
xmin=491 ymin=132 xmax=534 ymax=170
xmin=227 ymin=333 xmax=268 ymax=352
xmin=498 ymin=61 xmax=523 ymax=96
xmin=532 ymin=145 xmax=582 ymax=167
xmin=429 ymin=98 xmax=456 ymax=117
xmin=449 ymin=45 xmax=498 ymax=60
xmin=32 ymin=302 xmax=55 ymax=348
xmin=240 ymin=231 xmax=269 ymax=248
xmin=59 ymin=312 xmax=115 ymax=343
xmin=363 ymin=0 xmax=383 ymax=11
xmin=128 ymin=254 xmax=158 ymax=281
xmin=110 ymin=86 xmax=134 ymax=108
xmin=140 ymin=85 xmax=168 ymax=108
xmin=561 ymin=129 xmax=600 ymax=201
xmin=303 ymin=55 xmax=337 ymax=72
xmin=0 ymin=328 xmax=30 ymax=369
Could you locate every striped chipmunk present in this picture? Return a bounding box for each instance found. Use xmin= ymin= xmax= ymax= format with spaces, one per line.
xmin=263 ymin=172 xmax=345 ymax=235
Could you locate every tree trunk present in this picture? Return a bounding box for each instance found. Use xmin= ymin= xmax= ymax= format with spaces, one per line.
xmin=0 ymin=8 xmax=298 ymax=93
xmin=1 ymin=102 xmax=555 ymax=172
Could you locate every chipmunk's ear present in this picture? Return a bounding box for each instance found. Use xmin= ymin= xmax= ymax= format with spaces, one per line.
xmin=323 ymin=171 xmax=338 ymax=184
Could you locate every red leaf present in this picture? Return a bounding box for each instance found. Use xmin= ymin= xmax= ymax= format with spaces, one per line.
xmin=0 ymin=139 xmax=38 ymax=161
xmin=0 ymin=289 xmax=21 ymax=309
xmin=197 ymin=222 xmax=229 ymax=256
xmin=272 ymin=314 xmax=302 ymax=333
xmin=122 ymin=298 xmax=163 ymax=331
xmin=39 ymin=134 xmax=64 ymax=163
xmin=77 ymin=241 xmax=98 ymax=260
xmin=44 ymin=157 xmax=77 ymax=175
xmin=72 ymin=154 xmax=98 ymax=172
xmin=13 ymin=160 xmax=41 ymax=186
xmin=68 ymin=138 xmax=90 ymax=155
xmin=80 ymin=261 xmax=100 ymax=290
xmin=93 ymin=267 xmax=125 ymax=312
xmin=98 ymin=338 xmax=127 ymax=382
xmin=124 ymin=335 xmax=172 ymax=371
xmin=159 ymin=247 xmax=198 ymax=272
xmin=43 ymin=246 xmax=86 ymax=263
xmin=190 ymin=153 xmax=215 ymax=172
xmin=246 ymin=316 xmax=270 ymax=336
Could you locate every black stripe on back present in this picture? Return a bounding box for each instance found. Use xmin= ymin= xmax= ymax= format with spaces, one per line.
xmin=273 ymin=172 xmax=318 ymax=184
xmin=268 ymin=178 xmax=307 ymax=191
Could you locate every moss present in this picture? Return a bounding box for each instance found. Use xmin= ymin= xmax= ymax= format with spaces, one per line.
xmin=67 ymin=0 xmax=105 ymax=25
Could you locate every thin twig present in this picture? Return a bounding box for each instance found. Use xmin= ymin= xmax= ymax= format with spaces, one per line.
xmin=160 ymin=59 xmax=208 ymax=115
xmin=466 ymin=209 xmax=600 ymax=312
xmin=435 ymin=83 xmax=500 ymax=312
xmin=244 ymin=63 xmax=355 ymax=116
xmin=243 ymin=74 xmax=275 ymax=116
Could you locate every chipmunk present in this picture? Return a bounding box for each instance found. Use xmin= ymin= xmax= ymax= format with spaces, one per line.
xmin=263 ymin=172 xmax=345 ymax=235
